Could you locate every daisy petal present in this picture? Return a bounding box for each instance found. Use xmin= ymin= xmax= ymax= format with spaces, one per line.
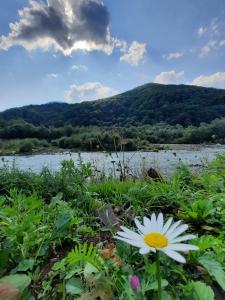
xmin=119 ymin=227 xmax=143 ymax=240
xmin=162 ymin=217 xmax=173 ymax=234
xmin=143 ymin=216 xmax=151 ymax=228
xmin=115 ymin=236 xmax=146 ymax=248
xmin=139 ymin=247 xmax=151 ymax=255
xmin=165 ymin=220 xmax=182 ymax=237
xmin=134 ymin=218 xmax=148 ymax=234
xmin=171 ymin=234 xmax=196 ymax=243
xmin=150 ymin=213 xmax=157 ymax=231
xmin=168 ymin=224 xmax=188 ymax=240
xmin=162 ymin=249 xmax=186 ymax=263
xmin=149 ymin=247 xmax=156 ymax=253
xmin=116 ymin=231 xmax=142 ymax=241
xmin=167 ymin=243 xmax=199 ymax=251
xmin=157 ymin=213 xmax=164 ymax=231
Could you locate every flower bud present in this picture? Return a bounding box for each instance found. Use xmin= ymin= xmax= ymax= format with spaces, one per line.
xmin=130 ymin=275 xmax=140 ymax=290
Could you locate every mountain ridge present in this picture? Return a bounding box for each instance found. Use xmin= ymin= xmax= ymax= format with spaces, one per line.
xmin=1 ymin=83 xmax=225 ymax=127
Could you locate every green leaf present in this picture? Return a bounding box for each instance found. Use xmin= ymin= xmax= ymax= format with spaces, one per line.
xmin=144 ymin=279 xmax=168 ymax=291
xmin=52 ymin=259 xmax=66 ymax=272
xmin=198 ymin=255 xmax=225 ymax=291
xmin=64 ymin=266 xmax=83 ymax=280
xmin=55 ymin=215 xmax=71 ymax=230
xmin=191 ymin=281 xmax=214 ymax=300
xmin=0 ymin=274 xmax=31 ymax=293
xmin=0 ymin=250 xmax=9 ymax=269
xmin=145 ymin=262 xmax=156 ymax=275
xmin=25 ymin=198 xmax=43 ymax=211
xmin=78 ymin=226 xmax=93 ymax=234
xmin=16 ymin=258 xmax=35 ymax=271
xmin=65 ymin=277 xmax=83 ymax=296
xmin=67 ymin=242 xmax=105 ymax=271
xmin=193 ymin=235 xmax=216 ymax=252
xmin=162 ymin=291 xmax=172 ymax=300
xmin=84 ymin=262 xmax=99 ymax=279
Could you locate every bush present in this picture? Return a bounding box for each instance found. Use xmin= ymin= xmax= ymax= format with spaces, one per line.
xmin=19 ymin=141 xmax=33 ymax=153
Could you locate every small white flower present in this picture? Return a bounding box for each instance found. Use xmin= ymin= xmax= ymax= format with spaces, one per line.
xmin=115 ymin=213 xmax=199 ymax=263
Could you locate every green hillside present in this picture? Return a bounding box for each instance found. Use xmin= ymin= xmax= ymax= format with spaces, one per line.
xmin=1 ymin=83 xmax=225 ymax=127
xmin=1 ymin=83 xmax=225 ymax=154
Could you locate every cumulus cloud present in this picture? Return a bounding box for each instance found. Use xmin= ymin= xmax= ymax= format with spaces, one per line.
xmin=163 ymin=52 xmax=183 ymax=60
xmin=191 ymin=72 xmax=225 ymax=89
xmin=120 ymin=41 xmax=146 ymax=66
xmin=0 ymin=0 xmax=113 ymax=55
xmin=154 ymin=70 xmax=184 ymax=84
xmin=153 ymin=71 xmax=225 ymax=89
xmin=0 ymin=0 xmax=147 ymax=65
xmin=71 ymin=64 xmax=88 ymax=72
xmin=65 ymin=81 xmax=118 ymax=103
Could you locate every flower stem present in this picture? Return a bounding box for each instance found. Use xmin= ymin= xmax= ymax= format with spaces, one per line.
xmin=156 ymin=251 xmax=162 ymax=300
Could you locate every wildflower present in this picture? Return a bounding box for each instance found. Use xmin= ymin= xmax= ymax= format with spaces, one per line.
xmin=130 ymin=275 xmax=140 ymax=290
xmin=115 ymin=213 xmax=198 ymax=263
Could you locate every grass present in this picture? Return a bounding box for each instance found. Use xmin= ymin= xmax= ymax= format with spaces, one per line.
xmin=0 ymin=156 xmax=224 ymax=299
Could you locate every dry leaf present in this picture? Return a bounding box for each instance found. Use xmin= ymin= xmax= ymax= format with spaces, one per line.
xmin=78 ymin=288 xmax=113 ymax=300
xmin=98 ymin=205 xmax=120 ymax=229
xmin=0 ymin=283 xmax=19 ymax=300
xmin=101 ymin=244 xmax=122 ymax=266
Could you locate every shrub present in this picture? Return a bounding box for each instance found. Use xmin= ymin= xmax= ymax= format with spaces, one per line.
xmin=19 ymin=141 xmax=33 ymax=153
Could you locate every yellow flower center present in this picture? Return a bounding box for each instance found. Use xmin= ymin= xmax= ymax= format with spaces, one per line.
xmin=144 ymin=232 xmax=168 ymax=248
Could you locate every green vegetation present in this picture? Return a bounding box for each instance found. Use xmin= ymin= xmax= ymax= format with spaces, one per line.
xmin=1 ymin=118 xmax=225 ymax=155
xmin=1 ymin=84 xmax=225 ymax=127
xmin=1 ymin=83 xmax=225 ymax=154
xmin=0 ymin=156 xmax=224 ymax=299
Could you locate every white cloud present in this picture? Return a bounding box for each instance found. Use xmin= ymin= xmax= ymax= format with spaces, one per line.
xmin=199 ymin=40 xmax=218 ymax=57
xmin=0 ymin=0 xmax=114 ymax=56
xmin=47 ymin=73 xmax=58 ymax=79
xmin=0 ymin=0 xmax=147 ymax=64
xmin=210 ymin=18 xmax=221 ymax=36
xmin=153 ymin=71 xmax=225 ymax=89
xmin=65 ymin=82 xmax=118 ymax=103
xmin=198 ymin=17 xmax=225 ymax=57
xmin=163 ymin=52 xmax=183 ymax=60
xmin=112 ymin=38 xmax=128 ymax=53
xmin=120 ymin=41 xmax=146 ymax=66
xmin=154 ymin=70 xmax=185 ymax=84
xmin=191 ymin=72 xmax=225 ymax=89
xmin=71 ymin=65 xmax=88 ymax=72
xmin=197 ymin=26 xmax=206 ymax=37
xmin=198 ymin=18 xmax=224 ymax=39
xmin=219 ymin=39 xmax=225 ymax=47
xmin=199 ymin=39 xmax=225 ymax=58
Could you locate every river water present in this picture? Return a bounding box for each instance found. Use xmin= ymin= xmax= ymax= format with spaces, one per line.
xmin=0 ymin=145 xmax=224 ymax=177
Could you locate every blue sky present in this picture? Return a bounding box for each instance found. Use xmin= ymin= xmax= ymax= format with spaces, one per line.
xmin=0 ymin=0 xmax=225 ymax=111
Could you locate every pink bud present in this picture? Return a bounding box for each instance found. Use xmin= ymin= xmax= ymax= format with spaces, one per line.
xmin=130 ymin=275 xmax=140 ymax=290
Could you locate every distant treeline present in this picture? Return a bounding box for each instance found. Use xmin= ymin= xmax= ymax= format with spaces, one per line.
xmin=0 ymin=118 xmax=225 ymax=154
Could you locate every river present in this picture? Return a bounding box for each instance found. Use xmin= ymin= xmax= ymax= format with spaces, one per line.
xmin=0 ymin=145 xmax=225 ymax=177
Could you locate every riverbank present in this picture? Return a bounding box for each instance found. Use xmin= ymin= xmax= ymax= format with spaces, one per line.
xmin=0 ymin=156 xmax=224 ymax=299
xmin=1 ymin=139 xmax=224 ymax=156
xmin=0 ymin=142 xmax=165 ymax=156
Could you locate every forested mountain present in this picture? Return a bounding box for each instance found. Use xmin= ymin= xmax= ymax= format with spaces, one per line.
xmin=1 ymin=83 xmax=225 ymax=127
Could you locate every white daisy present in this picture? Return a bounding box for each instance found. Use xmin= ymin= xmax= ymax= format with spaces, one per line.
xmin=115 ymin=213 xmax=198 ymax=263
